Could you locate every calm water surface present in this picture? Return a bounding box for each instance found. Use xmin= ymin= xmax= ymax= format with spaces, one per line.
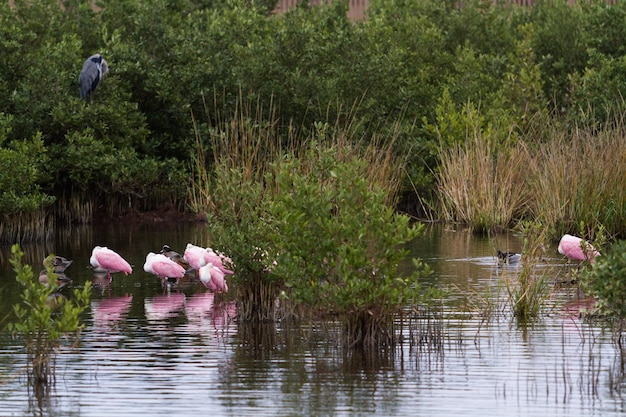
xmin=0 ymin=223 xmax=624 ymax=416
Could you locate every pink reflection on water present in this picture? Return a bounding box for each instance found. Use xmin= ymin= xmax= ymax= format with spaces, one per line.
xmin=144 ymin=293 xmax=186 ymax=321
xmin=92 ymin=294 xmax=133 ymax=328
xmin=184 ymin=291 xmax=235 ymax=331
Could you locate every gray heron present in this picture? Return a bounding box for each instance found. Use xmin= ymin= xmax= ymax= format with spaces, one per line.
xmin=79 ymin=53 xmax=109 ymax=102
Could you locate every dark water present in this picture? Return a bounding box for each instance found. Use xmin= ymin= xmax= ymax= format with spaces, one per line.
xmin=0 ymin=223 xmax=625 ymax=416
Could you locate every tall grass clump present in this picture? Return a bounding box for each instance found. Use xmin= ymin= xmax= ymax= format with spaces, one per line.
xmin=501 ymin=222 xmax=552 ymax=323
xmin=436 ymin=101 xmax=530 ymax=233
xmin=525 ymin=118 xmax=626 ymax=240
xmin=7 ymin=245 xmax=91 ymax=387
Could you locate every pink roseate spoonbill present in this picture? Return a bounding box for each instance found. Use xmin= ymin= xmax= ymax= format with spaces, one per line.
xmin=204 ymin=248 xmax=234 ymax=275
xmin=143 ymin=252 xmax=186 ymax=285
xmin=90 ymin=246 xmax=133 ymax=282
xmin=558 ymin=234 xmax=600 ymax=264
xmin=199 ymin=263 xmax=229 ymax=293
xmin=183 ymin=243 xmax=209 ymax=271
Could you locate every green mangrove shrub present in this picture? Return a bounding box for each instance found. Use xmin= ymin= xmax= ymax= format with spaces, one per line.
xmin=265 ymin=143 xmax=431 ymax=349
xmin=585 ymin=240 xmax=626 ymax=322
xmin=7 ymin=245 xmax=91 ymax=386
xmin=0 ymin=114 xmax=55 ymax=242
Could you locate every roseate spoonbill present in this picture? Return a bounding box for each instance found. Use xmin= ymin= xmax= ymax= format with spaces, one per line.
xmin=43 ymin=255 xmax=73 ymax=273
xmin=143 ymin=252 xmax=186 ymax=285
xmin=497 ymin=250 xmax=521 ymax=265
xmin=199 ymin=263 xmax=229 ymax=293
xmin=79 ymin=53 xmax=109 ymax=102
xmin=90 ymin=246 xmax=132 ymax=281
xmin=183 ymin=243 xmax=209 ymax=271
xmin=204 ymin=248 xmax=234 ymax=275
xmin=558 ymin=234 xmax=600 ymax=264
xmin=160 ymin=244 xmax=192 ymax=271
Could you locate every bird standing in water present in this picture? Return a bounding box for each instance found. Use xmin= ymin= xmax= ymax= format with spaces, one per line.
xmin=90 ymin=246 xmax=132 ymax=282
xmin=558 ymin=234 xmax=600 ymax=265
xmin=144 ymin=252 xmax=186 ymax=286
xmin=160 ymin=245 xmax=192 ymax=272
xmin=199 ymin=263 xmax=229 ymax=293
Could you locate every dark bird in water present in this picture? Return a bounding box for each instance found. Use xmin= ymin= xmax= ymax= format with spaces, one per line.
xmin=497 ymin=250 xmax=521 ymax=265
xmin=43 ymin=255 xmax=73 ymax=273
xmin=160 ymin=244 xmax=193 ymax=272
xmin=39 ymin=269 xmax=72 ymax=288
xmin=79 ymin=53 xmax=109 ymax=102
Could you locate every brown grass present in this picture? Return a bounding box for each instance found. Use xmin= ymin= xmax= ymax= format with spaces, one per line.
xmin=436 ymin=113 xmax=626 ymax=239
xmin=437 ymin=129 xmax=530 ymax=233
xmin=525 ymin=122 xmax=626 ymax=239
xmin=189 ymin=93 xmax=407 ymax=213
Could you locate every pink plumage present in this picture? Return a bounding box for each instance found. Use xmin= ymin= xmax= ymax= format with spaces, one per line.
xmin=558 ymin=234 xmax=600 ymax=263
xmin=143 ymin=252 xmax=186 ymax=282
xmin=204 ymin=249 xmax=234 ymax=275
xmin=90 ymin=246 xmax=132 ymax=278
xmin=184 ymin=243 xmax=208 ymax=271
xmin=199 ymin=263 xmax=229 ymax=293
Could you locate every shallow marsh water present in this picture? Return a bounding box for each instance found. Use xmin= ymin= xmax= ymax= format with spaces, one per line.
xmin=0 ymin=222 xmax=624 ymax=416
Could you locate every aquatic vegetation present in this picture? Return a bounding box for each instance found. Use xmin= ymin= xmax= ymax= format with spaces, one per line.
xmin=501 ymin=224 xmax=552 ymax=322
xmin=265 ymin=143 xmax=432 ymax=349
xmin=436 ymin=105 xmax=530 ymax=233
xmin=6 ymin=246 xmax=91 ymax=386
xmin=191 ymin=95 xmax=433 ymax=348
xmin=584 ymin=240 xmax=626 ymax=323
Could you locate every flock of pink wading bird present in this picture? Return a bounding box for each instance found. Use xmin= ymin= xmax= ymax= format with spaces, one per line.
xmin=39 ymin=243 xmax=233 ymax=293
xmin=39 ymin=233 xmax=599 ymax=292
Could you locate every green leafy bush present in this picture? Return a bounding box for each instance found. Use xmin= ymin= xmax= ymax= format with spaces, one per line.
xmin=585 ymin=240 xmax=626 ymax=320
xmin=0 ymin=114 xmax=54 ymax=214
xmin=264 ymin=143 xmax=430 ymax=348
xmin=7 ymin=245 xmax=91 ymax=385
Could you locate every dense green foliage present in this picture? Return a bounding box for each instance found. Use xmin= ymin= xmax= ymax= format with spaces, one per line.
xmin=7 ymin=245 xmax=91 ymax=385
xmin=205 ymin=139 xmax=431 ymax=347
xmin=265 ymin=144 xmax=431 ymax=348
xmin=2 ymin=0 xmax=626 ymax=238
xmin=585 ymin=240 xmax=626 ymax=321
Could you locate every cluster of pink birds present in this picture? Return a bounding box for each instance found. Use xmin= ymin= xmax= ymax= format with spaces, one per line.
xmin=89 ymin=243 xmax=233 ymax=293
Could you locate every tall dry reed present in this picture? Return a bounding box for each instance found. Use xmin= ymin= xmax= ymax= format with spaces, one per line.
xmin=437 ymin=130 xmax=530 ymax=233
xmin=437 ymin=112 xmax=626 ymax=240
xmin=525 ymin=122 xmax=626 ymax=240
xmin=189 ymin=93 xmax=406 ymax=214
